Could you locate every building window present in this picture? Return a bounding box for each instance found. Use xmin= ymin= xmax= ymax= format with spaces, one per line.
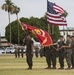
xmin=72 ymin=33 xmax=74 ymax=35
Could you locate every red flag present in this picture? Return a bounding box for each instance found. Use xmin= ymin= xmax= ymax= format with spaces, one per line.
xmin=19 ymin=21 xmax=52 ymax=46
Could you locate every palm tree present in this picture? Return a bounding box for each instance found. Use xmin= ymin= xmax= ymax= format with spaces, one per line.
xmin=13 ymin=6 xmax=20 ymax=45
xmin=61 ymin=10 xmax=68 ymax=18
xmin=61 ymin=10 xmax=68 ymax=36
xmin=1 ymin=0 xmax=16 ymax=46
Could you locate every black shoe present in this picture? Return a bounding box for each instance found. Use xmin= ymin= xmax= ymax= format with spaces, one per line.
xmin=27 ymin=67 xmax=32 ymax=70
xmin=58 ymin=67 xmax=64 ymax=69
xmin=52 ymin=67 xmax=56 ymax=69
xmin=65 ymin=68 xmax=71 ymax=70
xmin=71 ymin=67 xmax=74 ymax=69
xmin=45 ymin=67 xmax=51 ymax=69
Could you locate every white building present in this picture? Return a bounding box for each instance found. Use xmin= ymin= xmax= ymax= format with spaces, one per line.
xmin=60 ymin=27 xmax=74 ymax=36
xmin=0 ymin=36 xmax=9 ymax=47
xmin=60 ymin=27 xmax=74 ymax=41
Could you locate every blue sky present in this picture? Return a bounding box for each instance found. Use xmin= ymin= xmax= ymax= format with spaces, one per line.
xmin=0 ymin=0 xmax=74 ymax=36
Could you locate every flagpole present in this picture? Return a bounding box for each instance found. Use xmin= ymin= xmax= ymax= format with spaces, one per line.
xmin=63 ymin=26 xmax=65 ymax=42
xmin=47 ymin=0 xmax=54 ymax=35
xmin=47 ymin=0 xmax=49 ymax=33
xmin=51 ymin=25 xmax=54 ymax=35
xmin=48 ymin=24 xmax=50 ymax=34
xmin=63 ymin=26 xmax=65 ymax=36
xmin=50 ymin=24 xmax=52 ymax=35
xmin=47 ymin=0 xmax=50 ymax=34
xmin=66 ymin=26 xmax=68 ymax=35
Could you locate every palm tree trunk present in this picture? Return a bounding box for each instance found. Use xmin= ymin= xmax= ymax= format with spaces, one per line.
xmin=8 ymin=12 xmax=11 ymax=46
xmin=17 ymin=14 xmax=20 ymax=45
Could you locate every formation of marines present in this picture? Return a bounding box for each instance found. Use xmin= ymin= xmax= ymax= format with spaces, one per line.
xmin=44 ymin=35 xmax=74 ymax=70
xmin=14 ymin=34 xmax=74 ymax=70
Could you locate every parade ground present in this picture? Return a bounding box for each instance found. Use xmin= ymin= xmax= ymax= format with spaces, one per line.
xmin=0 ymin=54 xmax=74 ymax=75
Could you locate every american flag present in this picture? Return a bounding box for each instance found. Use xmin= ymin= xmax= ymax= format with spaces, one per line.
xmin=47 ymin=1 xmax=67 ymax=26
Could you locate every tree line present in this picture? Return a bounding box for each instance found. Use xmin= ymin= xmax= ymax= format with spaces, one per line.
xmin=5 ymin=16 xmax=60 ymax=45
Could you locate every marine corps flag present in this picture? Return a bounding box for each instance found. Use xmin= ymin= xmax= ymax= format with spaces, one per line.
xmin=18 ymin=20 xmax=52 ymax=46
